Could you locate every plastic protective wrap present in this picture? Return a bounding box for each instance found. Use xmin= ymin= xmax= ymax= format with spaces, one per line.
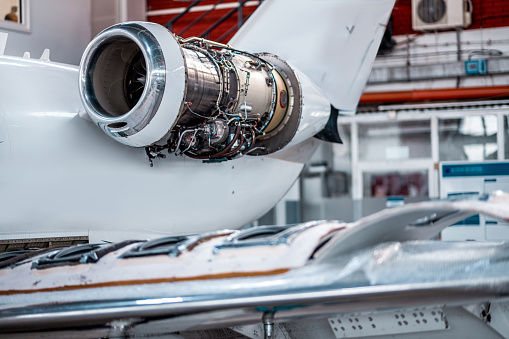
xmin=350 ymin=241 xmax=509 ymax=285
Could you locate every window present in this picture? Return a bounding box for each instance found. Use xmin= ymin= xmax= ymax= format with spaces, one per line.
xmin=359 ymin=120 xmax=431 ymax=161
xmin=0 ymin=0 xmax=29 ymax=32
xmin=363 ymin=170 xmax=429 ymax=198
xmin=329 ymin=123 xmax=352 ymax=197
xmin=439 ymin=116 xmax=498 ymax=161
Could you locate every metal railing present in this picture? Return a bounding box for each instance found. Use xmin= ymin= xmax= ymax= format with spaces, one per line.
xmin=164 ymin=0 xmax=263 ymax=43
xmin=165 ymin=1 xmax=200 ymax=32
xmin=180 ymin=0 xmax=227 ymax=36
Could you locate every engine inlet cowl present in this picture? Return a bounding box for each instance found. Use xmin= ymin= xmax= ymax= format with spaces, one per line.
xmin=79 ymin=22 xmax=186 ymax=147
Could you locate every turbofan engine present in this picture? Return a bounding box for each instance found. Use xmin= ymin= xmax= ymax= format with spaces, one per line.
xmin=79 ymin=22 xmax=330 ymax=162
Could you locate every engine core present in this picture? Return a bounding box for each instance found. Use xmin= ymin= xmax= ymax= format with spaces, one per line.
xmin=79 ymin=22 xmax=304 ymax=160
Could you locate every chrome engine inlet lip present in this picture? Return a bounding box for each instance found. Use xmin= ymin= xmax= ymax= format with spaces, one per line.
xmin=79 ymin=22 xmax=186 ymax=147
xmin=79 ymin=23 xmax=165 ymax=138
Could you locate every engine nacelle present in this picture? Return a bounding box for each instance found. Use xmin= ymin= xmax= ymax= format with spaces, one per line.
xmin=79 ymin=22 xmax=330 ymax=160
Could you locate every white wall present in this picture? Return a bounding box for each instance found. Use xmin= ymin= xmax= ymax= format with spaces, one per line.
xmin=0 ymin=0 xmax=92 ymax=65
xmin=91 ymin=0 xmax=117 ymax=37
xmin=127 ymin=0 xmax=146 ymax=22
xmin=91 ymin=0 xmax=146 ymax=37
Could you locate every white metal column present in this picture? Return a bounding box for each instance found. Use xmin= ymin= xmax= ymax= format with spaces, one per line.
xmin=498 ymin=113 xmax=505 ymax=160
xmin=351 ymin=122 xmax=361 ymax=200
xmin=118 ymin=0 xmax=128 ymax=23
xmin=430 ymin=115 xmax=439 ymax=198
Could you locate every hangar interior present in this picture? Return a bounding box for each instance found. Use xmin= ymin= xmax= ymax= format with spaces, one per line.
xmin=3 ymin=1 xmax=509 ymax=338
xmin=251 ymin=0 xmax=509 ymax=241
xmin=1 ymin=0 xmax=509 ymax=238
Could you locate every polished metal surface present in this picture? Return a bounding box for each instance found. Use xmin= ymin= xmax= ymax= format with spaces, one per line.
xmin=1 ymin=279 xmax=509 ymax=332
xmin=230 ymin=53 xmax=275 ymax=123
xmin=216 ymin=221 xmax=326 ymax=249
xmin=179 ymin=48 xmax=221 ymax=125
xmin=260 ymin=68 xmax=288 ymax=135
xmin=79 ymin=23 xmax=167 ymax=137
xmin=250 ymin=53 xmax=302 ymax=155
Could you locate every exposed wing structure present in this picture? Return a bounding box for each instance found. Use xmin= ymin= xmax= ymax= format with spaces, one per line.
xmin=1 ymin=193 xmax=509 ymax=338
xmin=229 ymin=0 xmax=396 ymax=114
xmin=315 ymin=190 xmax=509 ymax=261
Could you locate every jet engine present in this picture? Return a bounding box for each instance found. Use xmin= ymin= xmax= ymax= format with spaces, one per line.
xmin=79 ymin=22 xmax=330 ymax=162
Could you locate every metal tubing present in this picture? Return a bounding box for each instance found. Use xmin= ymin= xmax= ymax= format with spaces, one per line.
xmin=181 ymin=48 xmax=221 ymax=123
xmin=2 ymin=279 xmax=509 ymax=331
xmin=178 ymin=36 xmax=231 ymax=49
xmin=262 ymin=312 xmax=275 ymax=339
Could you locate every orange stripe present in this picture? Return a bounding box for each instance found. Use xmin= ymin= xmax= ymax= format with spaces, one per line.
xmin=0 ymin=268 xmax=290 ymax=295
xmin=360 ymin=86 xmax=509 ymax=103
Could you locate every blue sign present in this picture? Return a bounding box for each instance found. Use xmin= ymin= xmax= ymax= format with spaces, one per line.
xmin=465 ymin=59 xmax=487 ymax=75
xmin=442 ymin=163 xmax=509 ymax=178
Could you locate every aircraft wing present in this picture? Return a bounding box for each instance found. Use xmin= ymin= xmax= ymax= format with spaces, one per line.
xmin=315 ymin=190 xmax=509 ymax=262
xmin=1 ymin=193 xmax=509 ymax=338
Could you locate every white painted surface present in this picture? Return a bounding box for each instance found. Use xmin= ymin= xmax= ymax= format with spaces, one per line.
xmin=385 ymin=146 xmax=409 ymax=160
xmin=0 ymin=55 xmax=309 ymax=242
xmin=91 ymin=0 xmax=146 ymax=37
xmin=126 ymin=0 xmax=146 ymax=21
xmin=0 ymin=0 xmax=91 ymax=65
xmin=91 ymin=0 xmax=117 ymax=36
xmin=0 ymin=31 xmax=6 ymax=55
xmin=79 ymin=22 xmax=187 ymax=147
xmin=230 ymin=0 xmax=395 ymax=113
xmin=118 ymin=0 xmax=128 ymax=23
xmin=285 ymin=66 xmax=330 ymax=148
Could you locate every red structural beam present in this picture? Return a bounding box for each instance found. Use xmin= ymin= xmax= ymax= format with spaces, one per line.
xmin=360 ymin=86 xmax=509 ymax=104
